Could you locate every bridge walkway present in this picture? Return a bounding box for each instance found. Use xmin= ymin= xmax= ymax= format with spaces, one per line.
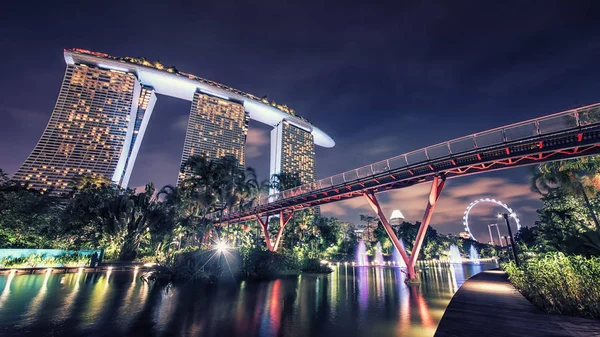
xmin=434 ymin=269 xmax=600 ymax=337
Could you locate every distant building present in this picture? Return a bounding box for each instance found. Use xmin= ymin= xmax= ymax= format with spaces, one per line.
xmin=178 ymin=92 xmax=249 ymax=183
xmin=271 ymin=120 xmax=318 ymax=212
xmin=354 ymin=229 xmax=365 ymax=240
xmin=13 ymin=63 xmax=142 ymax=194
xmin=270 ymin=120 xmax=316 ymax=185
xmin=390 ymin=209 xmax=405 ymax=226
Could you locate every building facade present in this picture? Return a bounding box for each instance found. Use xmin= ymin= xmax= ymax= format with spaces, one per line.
xmin=177 ymin=92 xmax=249 ymax=183
xmin=13 ymin=63 xmax=142 ymax=194
xmin=12 ymin=49 xmax=334 ymax=196
xmin=270 ymin=120 xmax=316 ymax=185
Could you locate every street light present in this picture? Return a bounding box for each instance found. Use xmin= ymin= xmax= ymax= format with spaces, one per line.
xmin=498 ymin=213 xmax=519 ymax=267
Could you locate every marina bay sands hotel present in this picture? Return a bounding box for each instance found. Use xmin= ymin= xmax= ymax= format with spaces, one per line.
xmin=13 ymin=49 xmax=335 ymax=194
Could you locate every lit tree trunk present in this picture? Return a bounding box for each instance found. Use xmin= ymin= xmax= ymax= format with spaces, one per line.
xmin=578 ymin=181 xmax=600 ymax=231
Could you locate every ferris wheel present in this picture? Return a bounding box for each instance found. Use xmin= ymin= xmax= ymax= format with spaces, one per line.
xmin=462 ymin=198 xmax=521 ymax=241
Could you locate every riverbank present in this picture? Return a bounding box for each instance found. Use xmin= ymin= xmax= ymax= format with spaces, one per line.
xmin=434 ymin=269 xmax=600 ymax=337
xmin=0 ymin=261 xmax=149 ymax=275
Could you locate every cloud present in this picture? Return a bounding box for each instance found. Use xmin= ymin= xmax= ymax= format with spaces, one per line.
xmin=245 ymin=128 xmax=269 ymax=159
xmin=320 ymin=176 xmax=540 ymax=236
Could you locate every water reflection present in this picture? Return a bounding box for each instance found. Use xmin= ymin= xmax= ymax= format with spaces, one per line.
xmin=20 ymin=269 xmax=52 ymax=327
xmin=54 ymin=270 xmax=82 ymax=324
xmin=0 ymin=269 xmax=15 ymax=309
xmin=0 ymin=263 xmax=495 ymax=337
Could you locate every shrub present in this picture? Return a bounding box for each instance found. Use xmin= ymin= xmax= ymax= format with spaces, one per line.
xmin=504 ymin=252 xmax=600 ymax=319
xmin=300 ymin=258 xmax=333 ymax=273
xmin=241 ymin=249 xmax=298 ymax=279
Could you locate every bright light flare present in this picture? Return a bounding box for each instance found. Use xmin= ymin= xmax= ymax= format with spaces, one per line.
xmin=215 ymin=241 xmax=230 ymax=253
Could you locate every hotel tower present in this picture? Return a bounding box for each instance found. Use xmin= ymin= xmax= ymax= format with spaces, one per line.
xmin=13 ymin=49 xmax=334 ymax=195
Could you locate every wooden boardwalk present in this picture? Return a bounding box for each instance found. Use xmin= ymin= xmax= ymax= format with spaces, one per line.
xmin=434 ymin=269 xmax=600 ymax=337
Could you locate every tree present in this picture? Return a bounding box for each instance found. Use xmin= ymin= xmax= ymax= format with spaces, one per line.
xmin=0 ymin=185 xmax=61 ymax=248
xmin=269 ymin=172 xmax=302 ymax=192
xmin=531 ymin=158 xmax=600 ymax=231
xmin=533 ymin=189 xmax=599 ymax=254
xmin=0 ymin=169 xmax=9 ymax=186
xmin=359 ymin=214 xmax=378 ymax=242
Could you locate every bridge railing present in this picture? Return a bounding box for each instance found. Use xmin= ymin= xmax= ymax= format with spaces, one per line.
xmin=222 ymin=103 xmax=600 ymax=218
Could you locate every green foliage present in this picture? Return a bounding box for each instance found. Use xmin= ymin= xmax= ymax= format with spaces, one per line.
xmin=240 ymin=248 xmax=298 ymax=279
xmin=528 ymin=188 xmax=600 ymax=254
xmin=0 ymin=252 xmax=92 ymax=268
xmin=531 ymin=157 xmax=600 ymax=231
xmin=0 ymin=186 xmax=62 ymax=248
xmin=300 ymin=258 xmax=332 ymax=273
xmin=505 ymin=253 xmax=600 ymax=319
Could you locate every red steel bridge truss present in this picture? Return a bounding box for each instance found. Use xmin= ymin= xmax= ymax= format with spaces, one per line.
xmin=212 ymin=103 xmax=600 ymax=282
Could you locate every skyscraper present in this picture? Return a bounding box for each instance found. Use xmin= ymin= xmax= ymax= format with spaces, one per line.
xmin=13 ymin=63 xmax=143 ymax=195
xmin=12 ymin=49 xmax=335 ymax=195
xmin=178 ymin=91 xmax=249 ymax=183
xmin=270 ymin=120 xmax=316 ymax=185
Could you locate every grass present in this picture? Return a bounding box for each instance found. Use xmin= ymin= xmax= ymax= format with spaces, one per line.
xmin=504 ymin=252 xmax=600 ymax=319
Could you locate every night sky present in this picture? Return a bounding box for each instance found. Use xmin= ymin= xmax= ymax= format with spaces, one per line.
xmin=1 ymin=1 xmax=600 ymax=241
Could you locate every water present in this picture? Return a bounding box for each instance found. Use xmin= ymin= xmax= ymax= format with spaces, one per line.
xmin=448 ymin=245 xmax=462 ymax=264
xmin=0 ymin=263 xmax=496 ymax=337
xmin=374 ymin=242 xmax=384 ymax=265
xmin=356 ymin=241 xmax=369 ymax=266
xmin=469 ymin=245 xmax=480 ymax=264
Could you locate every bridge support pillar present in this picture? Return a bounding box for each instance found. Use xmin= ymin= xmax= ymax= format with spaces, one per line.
xmin=363 ymin=175 xmax=446 ymax=283
xmin=363 ymin=191 xmax=411 ymax=274
xmin=255 ymin=215 xmax=273 ymax=251
xmin=408 ymin=175 xmax=446 ymax=283
xmin=273 ymin=211 xmax=294 ymax=252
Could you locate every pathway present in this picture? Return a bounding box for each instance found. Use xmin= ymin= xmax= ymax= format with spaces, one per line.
xmin=434 ymin=269 xmax=600 ymax=337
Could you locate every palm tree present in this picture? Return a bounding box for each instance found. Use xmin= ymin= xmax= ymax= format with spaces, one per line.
xmin=531 ymin=158 xmax=600 ymax=231
xmin=181 ymin=155 xmax=223 ymax=245
xmin=181 ymin=155 xmax=261 ymax=246
xmin=270 ymin=172 xmax=302 ymax=192
xmin=214 ymin=156 xmax=260 ymax=242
